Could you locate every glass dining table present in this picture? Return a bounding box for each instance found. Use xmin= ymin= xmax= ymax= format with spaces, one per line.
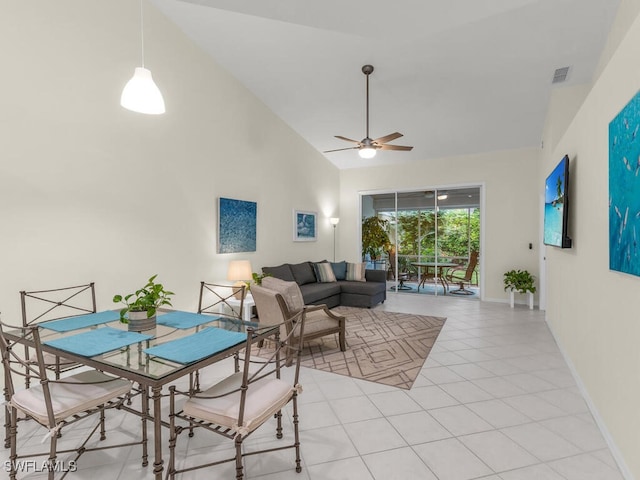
xmin=4 ymin=309 xmax=276 ymax=480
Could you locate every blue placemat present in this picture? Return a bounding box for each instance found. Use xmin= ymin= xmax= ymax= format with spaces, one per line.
xmin=44 ymin=327 xmax=152 ymax=357
xmin=156 ymin=311 xmax=220 ymax=329
xmin=143 ymin=327 xmax=247 ymax=364
xmin=40 ymin=311 xmax=120 ymax=332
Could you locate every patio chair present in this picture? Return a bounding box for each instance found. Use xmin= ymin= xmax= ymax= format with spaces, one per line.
xmin=0 ymin=319 xmax=146 ymax=480
xmin=253 ymin=277 xmax=346 ymax=356
xmin=165 ymin=314 xmax=307 ymax=479
xmin=388 ymin=250 xmax=411 ymax=291
xmin=20 ymin=283 xmax=97 ymax=388
xmin=446 ymin=251 xmax=479 ymax=295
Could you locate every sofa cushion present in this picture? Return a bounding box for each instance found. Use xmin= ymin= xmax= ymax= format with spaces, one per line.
xmin=261 ymin=277 xmax=304 ymax=312
xmin=313 ymin=262 xmax=337 ymax=283
xmin=338 ymin=280 xmax=387 ymax=296
xmin=345 ymin=262 xmax=366 ymax=282
xmin=299 ymin=282 xmax=341 ymax=305
xmin=290 ymin=262 xmax=317 ymax=285
xmin=330 ymin=261 xmax=347 ymax=280
xmin=262 ymin=264 xmax=295 ymax=282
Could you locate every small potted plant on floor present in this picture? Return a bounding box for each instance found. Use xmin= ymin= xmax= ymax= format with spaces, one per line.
xmin=113 ymin=274 xmax=174 ymax=331
xmin=503 ymin=269 xmax=536 ymax=308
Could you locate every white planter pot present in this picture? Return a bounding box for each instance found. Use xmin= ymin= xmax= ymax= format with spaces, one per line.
xmin=127 ymin=310 xmax=157 ymax=331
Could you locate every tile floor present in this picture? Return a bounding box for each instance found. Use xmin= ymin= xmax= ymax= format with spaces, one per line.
xmin=7 ymin=293 xmax=626 ymax=479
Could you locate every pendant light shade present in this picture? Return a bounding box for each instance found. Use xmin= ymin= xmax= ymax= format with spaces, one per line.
xmin=121 ymin=67 xmax=165 ymax=114
xmin=121 ymin=0 xmax=165 ymax=115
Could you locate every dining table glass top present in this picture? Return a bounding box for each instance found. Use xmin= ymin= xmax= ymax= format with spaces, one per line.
xmin=29 ymin=309 xmax=268 ymax=381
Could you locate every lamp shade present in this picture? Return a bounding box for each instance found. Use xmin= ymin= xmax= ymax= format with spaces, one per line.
xmin=227 ymin=260 xmax=253 ymax=281
xmin=121 ymin=67 xmax=166 ymax=115
xmin=330 ymin=217 xmax=340 ymax=226
xmin=358 ymin=146 xmax=376 ymax=159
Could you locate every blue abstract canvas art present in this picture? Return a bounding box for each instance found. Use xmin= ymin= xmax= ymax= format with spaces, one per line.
xmin=609 ymin=90 xmax=640 ymax=276
xmin=218 ymin=197 xmax=257 ymax=253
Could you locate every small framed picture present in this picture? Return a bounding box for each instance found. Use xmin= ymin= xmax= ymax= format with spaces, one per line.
xmin=293 ymin=210 xmax=317 ymax=242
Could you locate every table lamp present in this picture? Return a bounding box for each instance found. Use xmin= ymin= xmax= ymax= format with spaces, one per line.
xmin=227 ymin=260 xmax=253 ymax=300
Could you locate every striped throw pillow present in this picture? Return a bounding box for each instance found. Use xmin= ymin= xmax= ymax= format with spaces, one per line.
xmin=314 ymin=262 xmax=337 ymax=283
xmin=346 ymin=262 xmax=366 ymax=282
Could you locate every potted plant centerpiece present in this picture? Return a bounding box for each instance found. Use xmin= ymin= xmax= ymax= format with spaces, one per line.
xmin=113 ymin=274 xmax=174 ymax=331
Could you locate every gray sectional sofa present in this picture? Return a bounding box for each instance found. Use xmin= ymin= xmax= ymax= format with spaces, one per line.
xmin=261 ymin=261 xmax=386 ymax=308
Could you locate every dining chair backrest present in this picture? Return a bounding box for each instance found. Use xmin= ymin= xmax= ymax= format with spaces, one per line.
xmin=20 ymin=282 xmax=97 ymax=327
xmin=198 ymin=281 xmax=245 ymax=320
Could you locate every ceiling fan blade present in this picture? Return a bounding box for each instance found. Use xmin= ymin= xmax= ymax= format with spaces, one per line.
xmin=379 ymin=144 xmax=414 ymax=151
xmin=335 ymin=135 xmax=361 ymax=144
xmin=373 ymin=132 xmax=403 ymax=144
xmin=324 ymin=146 xmax=360 ymax=153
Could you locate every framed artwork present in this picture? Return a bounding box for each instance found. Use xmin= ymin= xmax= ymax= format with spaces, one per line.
xmin=293 ymin=210 xmax=317 ymax=242
xmin=609 ymin=89 xmax=640 ymax=277
xmin=218 ymin=197 xmax=257 ymax=253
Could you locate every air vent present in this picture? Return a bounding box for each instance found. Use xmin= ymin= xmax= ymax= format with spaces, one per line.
xmin=552 ymin=66 xmax=570 ymax=84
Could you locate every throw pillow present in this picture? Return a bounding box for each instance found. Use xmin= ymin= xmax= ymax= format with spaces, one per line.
xmin=346 ymin=262 xmax=366 ymax=282
xmin=290 ymin=262 xmax=317 ymax=285
xmin=313 ymin=262 xmax=337 ymax=283
xmin=261 ymin=276 xmax=305 ymax=312
xmin=330 ymin=261 xmax=347 ymax=280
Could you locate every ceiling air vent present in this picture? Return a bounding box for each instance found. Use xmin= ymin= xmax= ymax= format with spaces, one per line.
xmin=552 ymin=66 xmax=570 ymax=84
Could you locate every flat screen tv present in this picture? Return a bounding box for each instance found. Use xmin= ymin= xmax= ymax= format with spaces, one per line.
xmin=543 ymin=155 xmax=572 ymax=248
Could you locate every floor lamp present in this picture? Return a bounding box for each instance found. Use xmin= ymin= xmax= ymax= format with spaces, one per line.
xmin=330 ymin=217 xmax=340 ymax=262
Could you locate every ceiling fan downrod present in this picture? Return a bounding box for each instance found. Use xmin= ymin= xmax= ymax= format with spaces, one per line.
xmin=362 ymin=64 xmax=374 ymax=140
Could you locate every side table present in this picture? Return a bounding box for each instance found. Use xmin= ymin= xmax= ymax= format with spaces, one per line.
xmin=218 ymin=294 xmax=256 ymax=322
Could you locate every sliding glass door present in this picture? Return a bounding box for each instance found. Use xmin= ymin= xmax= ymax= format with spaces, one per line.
xmin=361 ymin=187 xmax=481 ymax=297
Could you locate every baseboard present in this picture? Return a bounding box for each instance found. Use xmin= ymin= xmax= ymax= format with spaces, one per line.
xmin=544 ymin=315 xmax=635 ymax=480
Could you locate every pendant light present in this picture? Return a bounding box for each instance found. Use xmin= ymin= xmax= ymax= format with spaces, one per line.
xmin=121 ymin=0 xmax=165 ymax=115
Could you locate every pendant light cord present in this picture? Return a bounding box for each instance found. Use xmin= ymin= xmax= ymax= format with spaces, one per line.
xmin=140 ymin=0 xmax=145 ymax=68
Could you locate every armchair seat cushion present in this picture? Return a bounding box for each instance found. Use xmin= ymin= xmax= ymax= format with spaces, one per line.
xmin=11 ymin=370 xmax=131 ymax=425
xmin=184 ymin=371 xmax=294 ymax=434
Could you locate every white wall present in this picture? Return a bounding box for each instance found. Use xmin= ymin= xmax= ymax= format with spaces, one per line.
xmin=541 ymin=8 xmax=640 ymax=479
xmin=0 ymin=0 xmax=339 ymax=321
xmin=339 ymin=147 xmax=540 ymax=303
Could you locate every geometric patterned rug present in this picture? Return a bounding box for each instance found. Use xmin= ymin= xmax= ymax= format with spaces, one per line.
xmin=281 ymin=306 xmax=446 ymax=390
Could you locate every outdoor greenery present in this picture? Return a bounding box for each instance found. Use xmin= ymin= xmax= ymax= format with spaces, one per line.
xmin=113 ymin=274 xmax=174 ymax=323
xmin=392 ymin=208 xmax=480 ymax=260
xmin=503 ymin=269 xmax=536 ymax=294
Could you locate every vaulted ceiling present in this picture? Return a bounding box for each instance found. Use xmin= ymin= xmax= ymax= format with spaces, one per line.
xmin=152 ymin=0 xmax=621 ymax=169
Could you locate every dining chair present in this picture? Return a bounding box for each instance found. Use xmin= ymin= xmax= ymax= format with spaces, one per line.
xmin=20 ymin=282 xmax=97 ymax=388
xmin=254 ymin=277 xmax=346 ymax=359
xmin=0 ymin=318 xmax=147 ymax=480
xmin=191 ymin=282 xmax=248 ymax=391
xmin=166 ymin=314 xmax=307 ymax=479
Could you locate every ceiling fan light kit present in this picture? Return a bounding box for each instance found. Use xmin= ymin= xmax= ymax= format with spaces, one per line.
xmin=325 ymin=64 xmax=413 ymax=158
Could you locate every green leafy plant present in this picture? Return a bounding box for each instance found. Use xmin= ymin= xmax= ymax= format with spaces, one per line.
xmin=503 ymin=269 xmax=536 ymax=294
xmin=113 ymin=274 xmax=174 ymax=323
xmin=362 ymin=216 xmax=390 ymax=260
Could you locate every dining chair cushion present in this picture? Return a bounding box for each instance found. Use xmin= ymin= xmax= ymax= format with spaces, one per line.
xmin=10 ymin=370 xmax=131 ymax=425
xmin=184 ymin=371 xmax=294 ymax=434
xmin=261 ymin=277 xmax=305 ymax=312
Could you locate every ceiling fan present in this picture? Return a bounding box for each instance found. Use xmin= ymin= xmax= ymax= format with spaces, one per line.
xmin=324 ymin=64 xmax=413 ymax=159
